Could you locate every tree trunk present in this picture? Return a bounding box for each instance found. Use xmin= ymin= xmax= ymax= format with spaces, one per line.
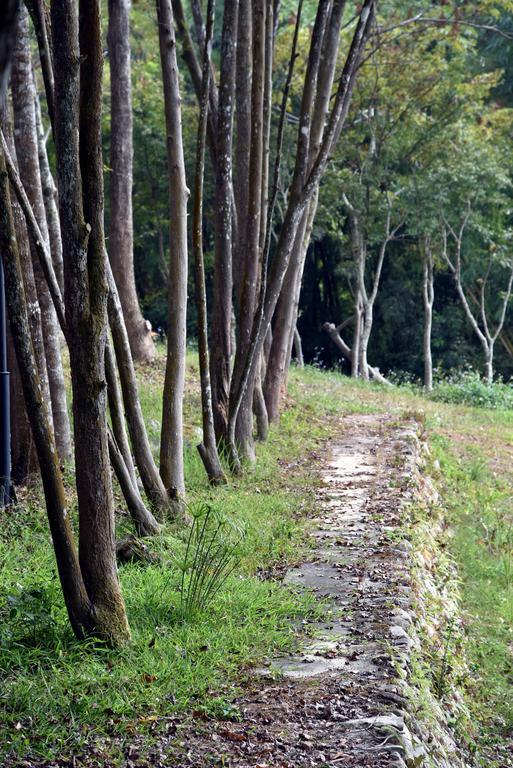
xmin=484 ymin=344 xmax=494 ymax=385
xmin=352 ymin=296 xmax=362 ymax=378
xmin=34 ymin=93 xmax=64 ymax=296
xmin=263 ymin=197 xmax=315 ymax=422
xmin=108 ymin=429 xmax=160 ymax=537
xmin=52 ymin=0 xmax=130 ymax=645
xmin=0 ymin=146 xmax=94 ymax=640
xmin=3 ymin=132 xmax=52 ymax=445
xmin=24 ymin=0 xmax=55 ymax=126
xmin=293 ymin=327 xmax=304 ymax=368
xmin=231 ymin=0 xmax=266 ymax=463
xmin=253 ymin=357 xmax=269 ymax=441
xmin=8 ymin=324 xmax=38 ymax=482
xmin=210 ymin=0 xmax=238 ymax=444
xmin=322 ymin=322 xmax=390 ymax=385
xmin=422 ymin=242 xmax=434 ymax=392
xmin=359 ymin=306 xmax=372 ymax=381
xmin=107 ymin=0 xmax=155 ymax=364
xmin=12 ymin=5 xmax=72 ymax=462
xmin=233 ymin=0 xmax=252 ymax=305
xmin=105 ymin=339 xmax=137 ymax=487
xmin=221 ymin=0 xmax=375 ymax=468
xmin=192 ymin=0 xmax=226 ymax=485
xmin=106 ymin=262 xmax=171 ymax=514
xmin=157 ymin=0 xmax=188 ymax=504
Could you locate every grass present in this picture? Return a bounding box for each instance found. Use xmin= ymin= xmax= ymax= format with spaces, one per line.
xmin=0 ymin=353 xmax=357 ymax=765
xmin=1 ymin=354 xmax=512 ymax=764
xmin=430 ymin=436 xmax=513 ymax=765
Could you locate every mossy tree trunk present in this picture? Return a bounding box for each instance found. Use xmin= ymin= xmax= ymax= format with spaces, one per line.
xmin=52 ymin=0 xmax=130 ymax=645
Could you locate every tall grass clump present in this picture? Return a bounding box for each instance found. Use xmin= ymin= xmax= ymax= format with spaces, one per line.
xmin=178 ymin=502 xmax=245 ymax=620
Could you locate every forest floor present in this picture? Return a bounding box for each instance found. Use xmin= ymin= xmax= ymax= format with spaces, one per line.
xmin=1 ymin=355 xmax=513 ymax=767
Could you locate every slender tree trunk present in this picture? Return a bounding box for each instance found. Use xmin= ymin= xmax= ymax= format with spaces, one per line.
xmin=231 ymin=0 xmax=266 ymax=462
xmin=210 ymin=0 xmax=238 ymax=444
xmin=352 ymin=295 xmax=362 ymax=378
xmin=2 ymin=118 xmax=52 ymax=426
xmin=8 ymin=325 xmax=38 ymax=482
xmin=12 ymin=5 xmax=72 ymax=462
xmin=422 ymin=241 xmax=434 ymax=392
xmin=105 ymin=339 xmax=137 ymax=487
xmin=157 ymin=0 xmax=188 ymax=504
xmin=192 ymin=0 xmax=226 ymax=484
xmin=359 ymin=306 xmax=372 ymax=380
xmin=253 ymin=358 xmax=269 ymax=441
xmin=483 ymin=342 xmax=494 ymax=385
xmin=263 ymin=196 xmax=315 ymax=421
xmin=106 ymin=262 xmax=171 ymax=514
xmin=107 ymin=429 xmax=160 ymax=537
xmin=107 ymin=0 xmax=155 ymax=364
xmin=0 ymin=147 xmax=94 ymax=640
xmin=171 ymin=0 xmax=218 ymax=165
xmin=24 ymin=0 xmax=55 ymax=126
xmin=233 ymin=0 xmax=252 ymax=305
xmin=52 ymin=0 xmax=130 ymax=645
xmin=34 ymin=94 xmax=64 ymax=296
xmin=293 ymin=326 xmax=304 ymax=367
xmin=322 ymin=322 xmax=390 ymax=385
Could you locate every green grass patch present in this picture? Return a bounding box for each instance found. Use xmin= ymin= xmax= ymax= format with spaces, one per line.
xmin=430 ymin=437 xmax=513 ymax=765
xmin=0 ymin=357 xmax=359 ymax=764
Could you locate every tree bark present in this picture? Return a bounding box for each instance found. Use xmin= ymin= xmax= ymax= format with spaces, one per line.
xmin=264 ymin=0 xmax=349 ymax=418
xmin=52 ymin=0 xmax=130 ymax=645
xmin=106 ymin=262 xmax=171 ymax=514
xmin=421 ymin=237 xmax=434 ymax=392
xmin=231 ymin=0 xmax=266 ymax=463
xmin=24 ymin=0 xmax=54 ymax=127
xmin=1 ymin=112 xmax=52 ymax=438
xmin=0 ymin=146 xmax=94 ymax=640
xmin=8 ymin=323 xmax=38 ymax=483
xmin=293 ymin=326 xmax=304 ymax=368
xmin=107 ymin=0 xmax=155 ymax=364
xmin=34 ymin=93 xmax=64 ymax=296
xmin=210 ymin=0 xmax=238 ymax=444
xmin=233 ymin=0 xmax=252 ymax=305
xmin=351 ymin=294 xmax=362 ymax=378
xmin=108 ymin=428 xmax=160 ymax=537
xmin=12 ymin=5 xmax=72 ymax=462
xmin=105 ymin=339 xmax=136 ymax=487
xmin=157 ymin=0 xmax=188 ymax=505
xmin=192 ymin=0 xmax=226 ymax=485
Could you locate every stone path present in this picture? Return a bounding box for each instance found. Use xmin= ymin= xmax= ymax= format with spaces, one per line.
xmin=169 ymin=414 xmax=426 ymax=767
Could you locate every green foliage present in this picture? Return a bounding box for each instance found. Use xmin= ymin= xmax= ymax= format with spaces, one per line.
xmin=177 ymin=502 xmax=245 ymax=620
xmin=430 ymin=370 xmax=513 ymax=409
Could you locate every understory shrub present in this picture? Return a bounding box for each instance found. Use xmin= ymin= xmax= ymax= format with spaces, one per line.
xmin=429 ymin=370 xmax=513 ymax=410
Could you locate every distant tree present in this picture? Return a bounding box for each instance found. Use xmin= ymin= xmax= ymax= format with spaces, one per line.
xmin=107 ymin=0 xmax=155 ymax=363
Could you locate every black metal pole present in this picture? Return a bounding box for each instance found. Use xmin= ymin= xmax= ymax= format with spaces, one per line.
xmin=0 ymin=258 xmax=11 ymax=507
